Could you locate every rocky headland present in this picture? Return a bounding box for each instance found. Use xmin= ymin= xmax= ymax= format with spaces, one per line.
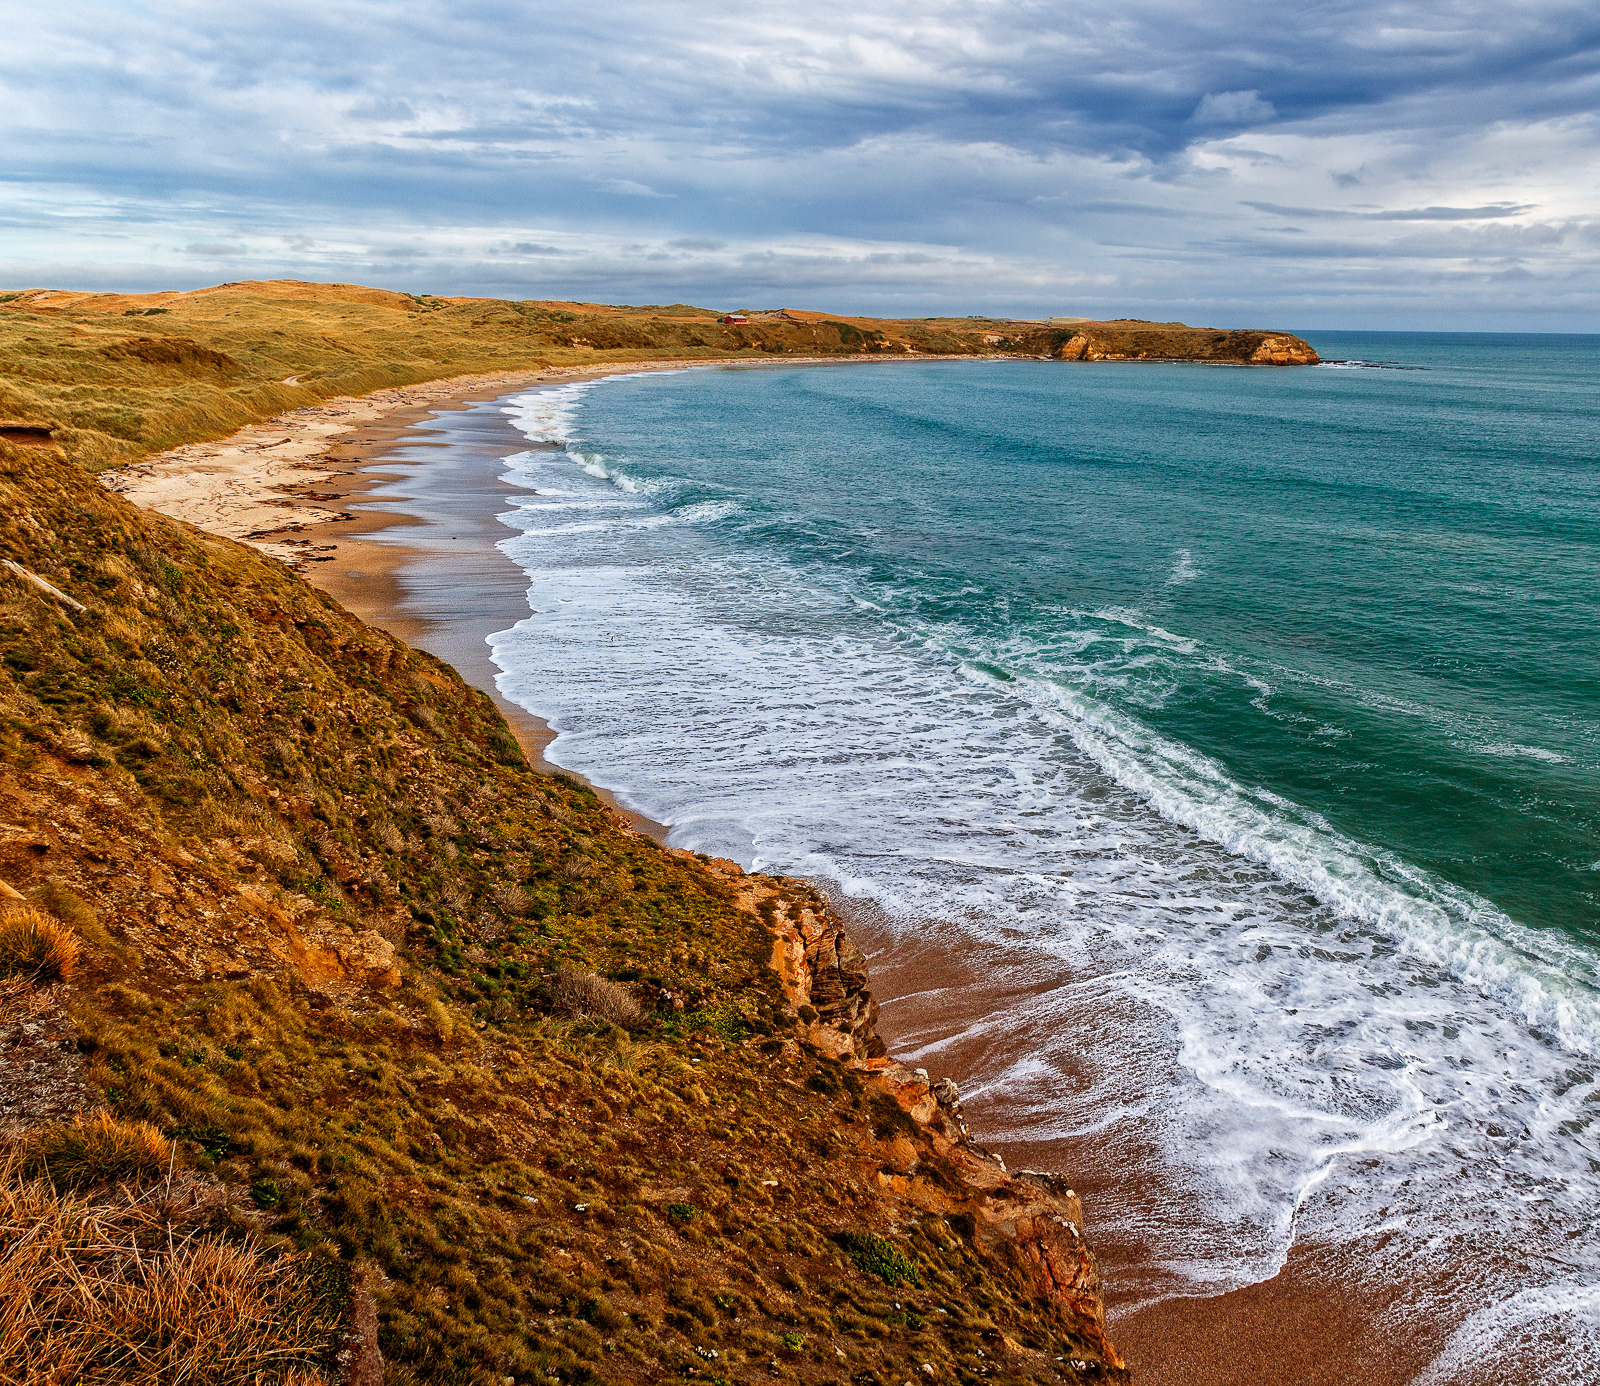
xmin=0 ymin=281 xmax=1318 ymax=474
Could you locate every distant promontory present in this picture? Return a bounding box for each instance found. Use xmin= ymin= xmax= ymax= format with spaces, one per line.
xmin=0 ymin=280 xmax=1319 ymax=468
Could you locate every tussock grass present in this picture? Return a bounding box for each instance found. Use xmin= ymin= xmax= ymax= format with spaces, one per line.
xmin=20 ymin=1114 xmax=173 ymax=1191
xmin=0 ymin=1161 xmax=340 ymax=1386
xmin=549 ymin=964 xmax=643 ymax=1027
xmin=0 ymin=905 xmax=78 ymax=984
xmin=32 ymin=880 xmax=114 ymax=953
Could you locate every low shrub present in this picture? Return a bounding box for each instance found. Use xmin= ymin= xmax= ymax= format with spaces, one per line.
xmin=490 ymin=882 xmax=530 ymax=915
xmin=870 ymin=1092 xmax=920 ymax=1142
xmin=549 ymin=965 xmax=642 ymax=1027
xmin=21 ymin=1112 xmax=173 ymax=1190
xmin=174 ymin=1124 xmax=232 ymax=1161
xmin=0 ymin=906 xmax=78 ymax=984
xmin=834 ymin=1232 xmax=922 ymax=1289
xmin=576 ymin=1295 xmax=629 ymax=1331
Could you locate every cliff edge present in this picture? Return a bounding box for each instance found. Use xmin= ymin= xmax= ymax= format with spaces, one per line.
xmin=0 ymin=434 xmax=1126 ymax=1384
xmin=992 ymin=321 xmax=1319 ymax=365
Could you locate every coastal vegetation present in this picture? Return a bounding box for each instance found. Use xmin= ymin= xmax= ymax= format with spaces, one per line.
xmin=0 ymin=402 xmax=1127 ymax=1385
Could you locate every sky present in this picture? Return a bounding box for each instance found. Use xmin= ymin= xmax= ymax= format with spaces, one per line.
xmin=4 ymin=0 xmax=1600 ymax=328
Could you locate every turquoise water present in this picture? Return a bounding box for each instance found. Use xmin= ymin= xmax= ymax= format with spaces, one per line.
xmin=483 ymin=336 xmax=1600 ymax=1365
xmin=546 ymin=337 xmax=1600 ymax=939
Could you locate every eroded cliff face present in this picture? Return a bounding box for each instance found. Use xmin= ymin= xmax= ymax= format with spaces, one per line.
xmin=716 ymin=861 xmax=1125 ymax=1375
xmin=1 ymin=437 xmax=1127 ymax=1385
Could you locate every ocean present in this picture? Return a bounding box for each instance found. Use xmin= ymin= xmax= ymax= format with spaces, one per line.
xmin=461 ymin=336 xmax=1598 ymax=1374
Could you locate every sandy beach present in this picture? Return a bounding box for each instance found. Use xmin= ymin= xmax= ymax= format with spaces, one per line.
xmin=850 ymin=908 xmax=1469 ymax=1386
xmin=101 ymin=353 xmax=943 ymax=820
xmin=100 ymin=353 xmax=954 ymax=564
xmin=106 ymin=360 xmax=1470 ymax=1385
xmin=103 ymin=356 xmax=849 ymax=834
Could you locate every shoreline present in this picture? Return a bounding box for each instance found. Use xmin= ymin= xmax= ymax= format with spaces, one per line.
xmin=104 ymin=358 xmax=1465 ymax=1385
xmin=102 ymin=354 xmax=979 ymax=837
xmin=846 ymin=908 xmax=1460 ymax=1386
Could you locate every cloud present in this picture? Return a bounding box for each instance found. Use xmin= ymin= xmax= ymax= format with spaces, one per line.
xmin=597 ymin=179 xmax=675 ymax=198
xmin=1 ymin=1 xmax=1598 ymax=327
xmin=348 ymin=98 xmax=415 ymax=122
xmin=1192 ymin=91 xmax=1277 ymax=126
xmin=1244 ymin=201 xmax=1539 ymax=221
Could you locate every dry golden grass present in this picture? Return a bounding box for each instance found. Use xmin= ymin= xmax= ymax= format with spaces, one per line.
xmin=0 ymin=906 xmax=78 ymax=984
xmin=0 ymin=436 xmax=1129 ymax=1383
xmin=0 ymin=975 xmax=53 ymax=1026
xmin=0 ymin=1162 xmax=339 ymax=1386
xmin=0 ymin=277 xmax=1312 ymax=474
xmin=20 ymin=1113 xmax=173 ymax=1191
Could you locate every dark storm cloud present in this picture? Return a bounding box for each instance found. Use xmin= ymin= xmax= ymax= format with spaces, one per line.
xmin=3 ymin=0 xmax=1599 ymax=325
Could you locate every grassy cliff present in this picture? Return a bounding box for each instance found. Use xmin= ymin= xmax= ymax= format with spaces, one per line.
xmin=0 ymin=429 xmax=1127 ymax=1385
xmin=1 ymin=280 xmax=1316 ymax=474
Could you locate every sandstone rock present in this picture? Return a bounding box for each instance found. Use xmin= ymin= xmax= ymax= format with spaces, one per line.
xmin=1250 ymin=334 xmax=1320 ymax=364
xmin=805 ymin=926 xmax=883 ymax=1055
xmin=1046 ymin=323 xmax=1318 ymax=365
xmin=747 ymin=868 xmax=1125 ymax=1376
xmin=338 ymin=930 xmax=401 ymax=989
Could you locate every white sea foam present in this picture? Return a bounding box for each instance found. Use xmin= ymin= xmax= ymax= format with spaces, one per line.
xmin=1476 ymin=741 xmax=1571 ymax=763
xmin=1408 ymin=1283 xmax=1600 ymax=1386
xmin=485 ymin=378 xmax=1600 ymax=1350
xmin=1313 ymin=359 xmax=1426 ymax=371
xmin=502 ymin=382 xmax=602 ymax=442
xmin=1166 ymin=547 xmax=1200 ymax=585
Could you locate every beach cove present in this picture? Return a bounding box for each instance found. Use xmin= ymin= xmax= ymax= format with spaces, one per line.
xmin=101 ymin=338 xmax=1600 ymax=1384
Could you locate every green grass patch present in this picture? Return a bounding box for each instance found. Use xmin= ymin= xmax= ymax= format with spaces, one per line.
xmin=834 ymin=1232 xmax=922 ymax=1288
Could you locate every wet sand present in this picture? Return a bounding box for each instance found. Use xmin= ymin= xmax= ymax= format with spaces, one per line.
xmin=107 ymin=355 xmax=935 ymax=837
xmin=273 ymin=370 xmax=1458 ymax=1386
xmin=261 ymin=375 xmax=673 ymax=838
xmin=847 ymin=907 xmax=1464 ymax=1384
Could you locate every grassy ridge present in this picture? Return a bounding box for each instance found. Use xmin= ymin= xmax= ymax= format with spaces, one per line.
xmin=0 ymin=281 xmax=971 ymax=472
xmin=0 ymin=436 xmax=1126 ymax=1385
xmin=0 ymin=279 xmax=1316 ymax=475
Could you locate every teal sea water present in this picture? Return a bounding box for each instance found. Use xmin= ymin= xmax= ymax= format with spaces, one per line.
xmin=478 ymin=336 xmax=1600 ymax=1370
